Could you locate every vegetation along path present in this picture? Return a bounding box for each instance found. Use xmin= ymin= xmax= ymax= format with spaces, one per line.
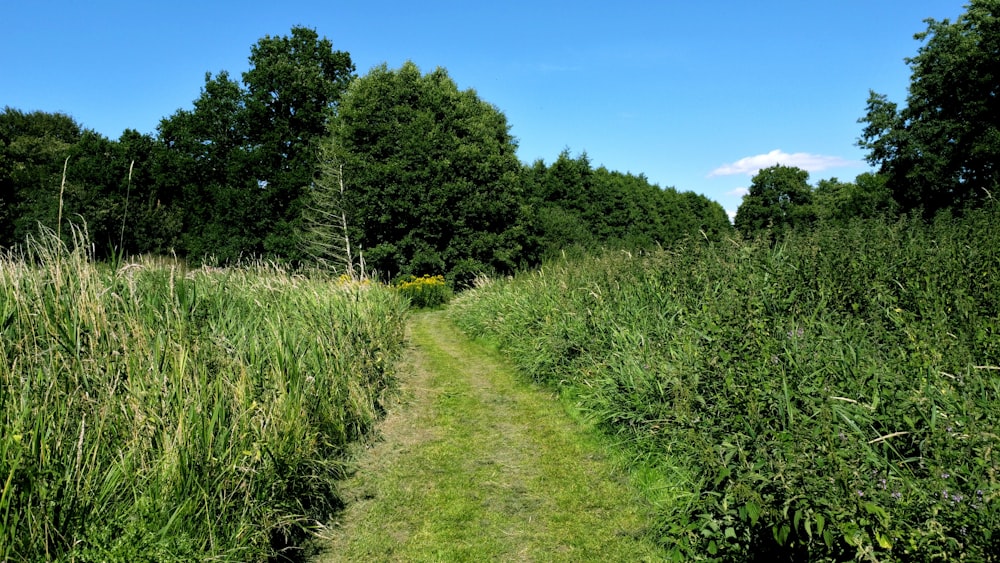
xmin=313 ymin=310 xmax=667 ymax=562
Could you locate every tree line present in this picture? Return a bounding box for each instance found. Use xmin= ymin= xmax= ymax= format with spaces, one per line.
xmin=4 ymin=0 xmax=996 ymax=279
xmin=0 ymin=28 xmax=728 ymax=283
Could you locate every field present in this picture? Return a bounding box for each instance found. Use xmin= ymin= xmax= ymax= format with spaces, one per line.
xmin=450 ymin=205 xmax=1000 ymax=561
xmin=5 ymin=204 xmax=999 ymax=562
xmin=0 ymin=226 xmax=408 ymax=561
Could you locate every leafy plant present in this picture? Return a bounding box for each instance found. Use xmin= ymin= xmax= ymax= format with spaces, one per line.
xmin=394 ymin=274 xmax=452 ymax=309
xmin=450 ymin=204 xmax=1000 ymax=561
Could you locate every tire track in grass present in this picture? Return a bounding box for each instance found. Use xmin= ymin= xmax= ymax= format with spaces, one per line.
xmin=313 ymin=310 xmax=666 ymax=562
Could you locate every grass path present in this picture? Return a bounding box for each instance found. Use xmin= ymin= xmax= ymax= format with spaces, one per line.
xmin=311 ymin=310 xmax=667 ymax=562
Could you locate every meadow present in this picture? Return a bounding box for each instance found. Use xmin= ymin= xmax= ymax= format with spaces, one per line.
xmin=450 ymin=204 xmax=1000 ymax=561
xmin=0 ymin=226 xmax=408 ymax=561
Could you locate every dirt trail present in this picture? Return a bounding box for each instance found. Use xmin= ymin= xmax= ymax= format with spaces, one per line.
xmin=312 ymin=310 xmax=665 ymax=562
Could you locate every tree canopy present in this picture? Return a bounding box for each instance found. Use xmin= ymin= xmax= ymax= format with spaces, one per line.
xmin=812 ymin=172 xmax=897 ymax=225
xmin=323 ymin=62 xmax=527 ymax=284
xmin=243 ymin=28 xmax=355 ymax=258
xmin=2 ymin=28 xmax=741 ymax=279
xmin=156 ymin=27 xmax=354 ymax=262
xmin=0 ymin=108 xmax=82 ymax=246
xmin=521 ymin=151 xmax=731 ymax=260
xmin=859 ymin=0 xmax=1000 ymax=215
xmin=0 ymin=107 xmax=170 ymax=256
xmin=734 ymin=165 xmax=815 ymax=239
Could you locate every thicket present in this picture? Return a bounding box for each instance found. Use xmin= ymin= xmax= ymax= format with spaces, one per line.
xmin=450 ymin=204 xmax=1000 ymax=561
xmin=0 ymin=227 xmax=408 ymax=561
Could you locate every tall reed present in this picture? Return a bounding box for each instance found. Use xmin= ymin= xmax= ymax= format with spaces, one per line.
xmin=0 ymin=225 xmax=407 ymax=561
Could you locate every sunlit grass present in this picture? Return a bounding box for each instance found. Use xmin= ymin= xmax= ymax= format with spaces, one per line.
xmin=316 ymin=311 xmax=666 ymax=561
xmin=0 ymin=225 xmax=408 ymax=561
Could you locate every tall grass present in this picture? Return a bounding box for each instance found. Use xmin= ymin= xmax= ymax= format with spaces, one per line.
xmin=450 ymin=205 xmax=1000 ymax=561
xmin=0 ymin=225 xmax=408 ymax=561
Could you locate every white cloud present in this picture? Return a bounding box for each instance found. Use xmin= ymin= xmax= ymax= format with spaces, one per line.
xmin=726 ymin=209 xmax=737 ymax=223
xmin=708 ymin=149 xmax=857 ymax=177
xmin=726 ymin=187 xmax=749 ymax=197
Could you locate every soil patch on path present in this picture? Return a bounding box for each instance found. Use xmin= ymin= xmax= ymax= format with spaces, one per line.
xmin=311 ymin=310 xmax=666 ymax=562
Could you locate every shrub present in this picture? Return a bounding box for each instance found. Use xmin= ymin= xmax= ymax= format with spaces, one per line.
xmin=394 ymin=274 xmax=452 ymax=308
xmin=450 ymin=205 xmax=1000 ymax=561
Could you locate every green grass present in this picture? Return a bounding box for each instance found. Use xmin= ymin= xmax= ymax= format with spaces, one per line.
xmin=0 ymin=225 xmax=408 ymax=561
xmin=315 ymin=310 xmax=668 ymax=562
xmin=449 ymin=205 xmax=1000 ymax=561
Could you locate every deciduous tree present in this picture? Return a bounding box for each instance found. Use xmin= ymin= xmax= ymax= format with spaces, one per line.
xmin=157 ymin=71 xmax=258 ymax=261
xmin=0 ymin=108 xmax=81 ymax=247
xmin=155 ymin=27 xmax=354 ymax=262
xmin=328 ymin=62 xmax=526 ymax=284
xmin=243 ymin=27 xmax=355 ymax=258
xmin=734 ymin=165 xmax=815 ymax=239
xmin=859 ymin=0 xmax=1000 ymax=214
xmin=521 ymin=150 xmax=732 ymax=260
xmin=813 ymin=172 xmax=897 ymax=225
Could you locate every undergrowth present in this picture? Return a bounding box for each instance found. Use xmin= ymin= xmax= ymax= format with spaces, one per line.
xmin=449 ymin=205 xmax=1000 ymax=561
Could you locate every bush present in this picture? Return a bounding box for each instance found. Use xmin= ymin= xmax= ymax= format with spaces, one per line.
xmin=450 ymin=206 xmax=1000 ymax=561
xmin=394 ymin=274 xmax=452 ymax=308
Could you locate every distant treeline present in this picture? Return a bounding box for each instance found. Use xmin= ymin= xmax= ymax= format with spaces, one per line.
xmin=0 ymin=28 xmax=728 ymax=284
xmin=3 ymin=0 xmax=997 ymax=281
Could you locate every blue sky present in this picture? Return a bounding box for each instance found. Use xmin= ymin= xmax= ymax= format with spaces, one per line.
xmin=2 ymin=1 xmax=967 ymax=218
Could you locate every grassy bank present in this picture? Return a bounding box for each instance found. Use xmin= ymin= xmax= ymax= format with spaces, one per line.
xmin=0 ymin=227 xmax=408 ymax=561
xmin=449 ymin=206 xmax=1000 ymax=561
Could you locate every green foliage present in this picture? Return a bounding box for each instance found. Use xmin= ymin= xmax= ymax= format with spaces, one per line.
xmin=521 ymin=150 xmax=732 ymax=260
xmin=243 ymin=27 xmax=355 ymax=261
xmin=3 ymin=33 xmax=731 ymax=272
xmin=859 ymin=0 xmax=1000 ymax=215
xmin=450 ymin=204 xmax=1000 ymax=561
xmin=3 ymin=32 xmax=733 ymax=274
xmin=330 ymin=61 xmax=527 ymax=284
xmin=157 ymin=71 xmax=257 ymax=261
xmin=0 ymin=107 xmax=178 ymax=258
xmin=813 ymin=172 xmax=898 ymax=225
xmin=0 ymin=226 xmax=408 ymax=561
xmin=0 ymin=107 xmax=80 ymax=247
xmin=734 ymin=164 xmax=815 ymax=239
xmin=393 ymin=274 xmax=452 ymax=309
xmin=155 ymin=27 xmax=354 ymax=264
